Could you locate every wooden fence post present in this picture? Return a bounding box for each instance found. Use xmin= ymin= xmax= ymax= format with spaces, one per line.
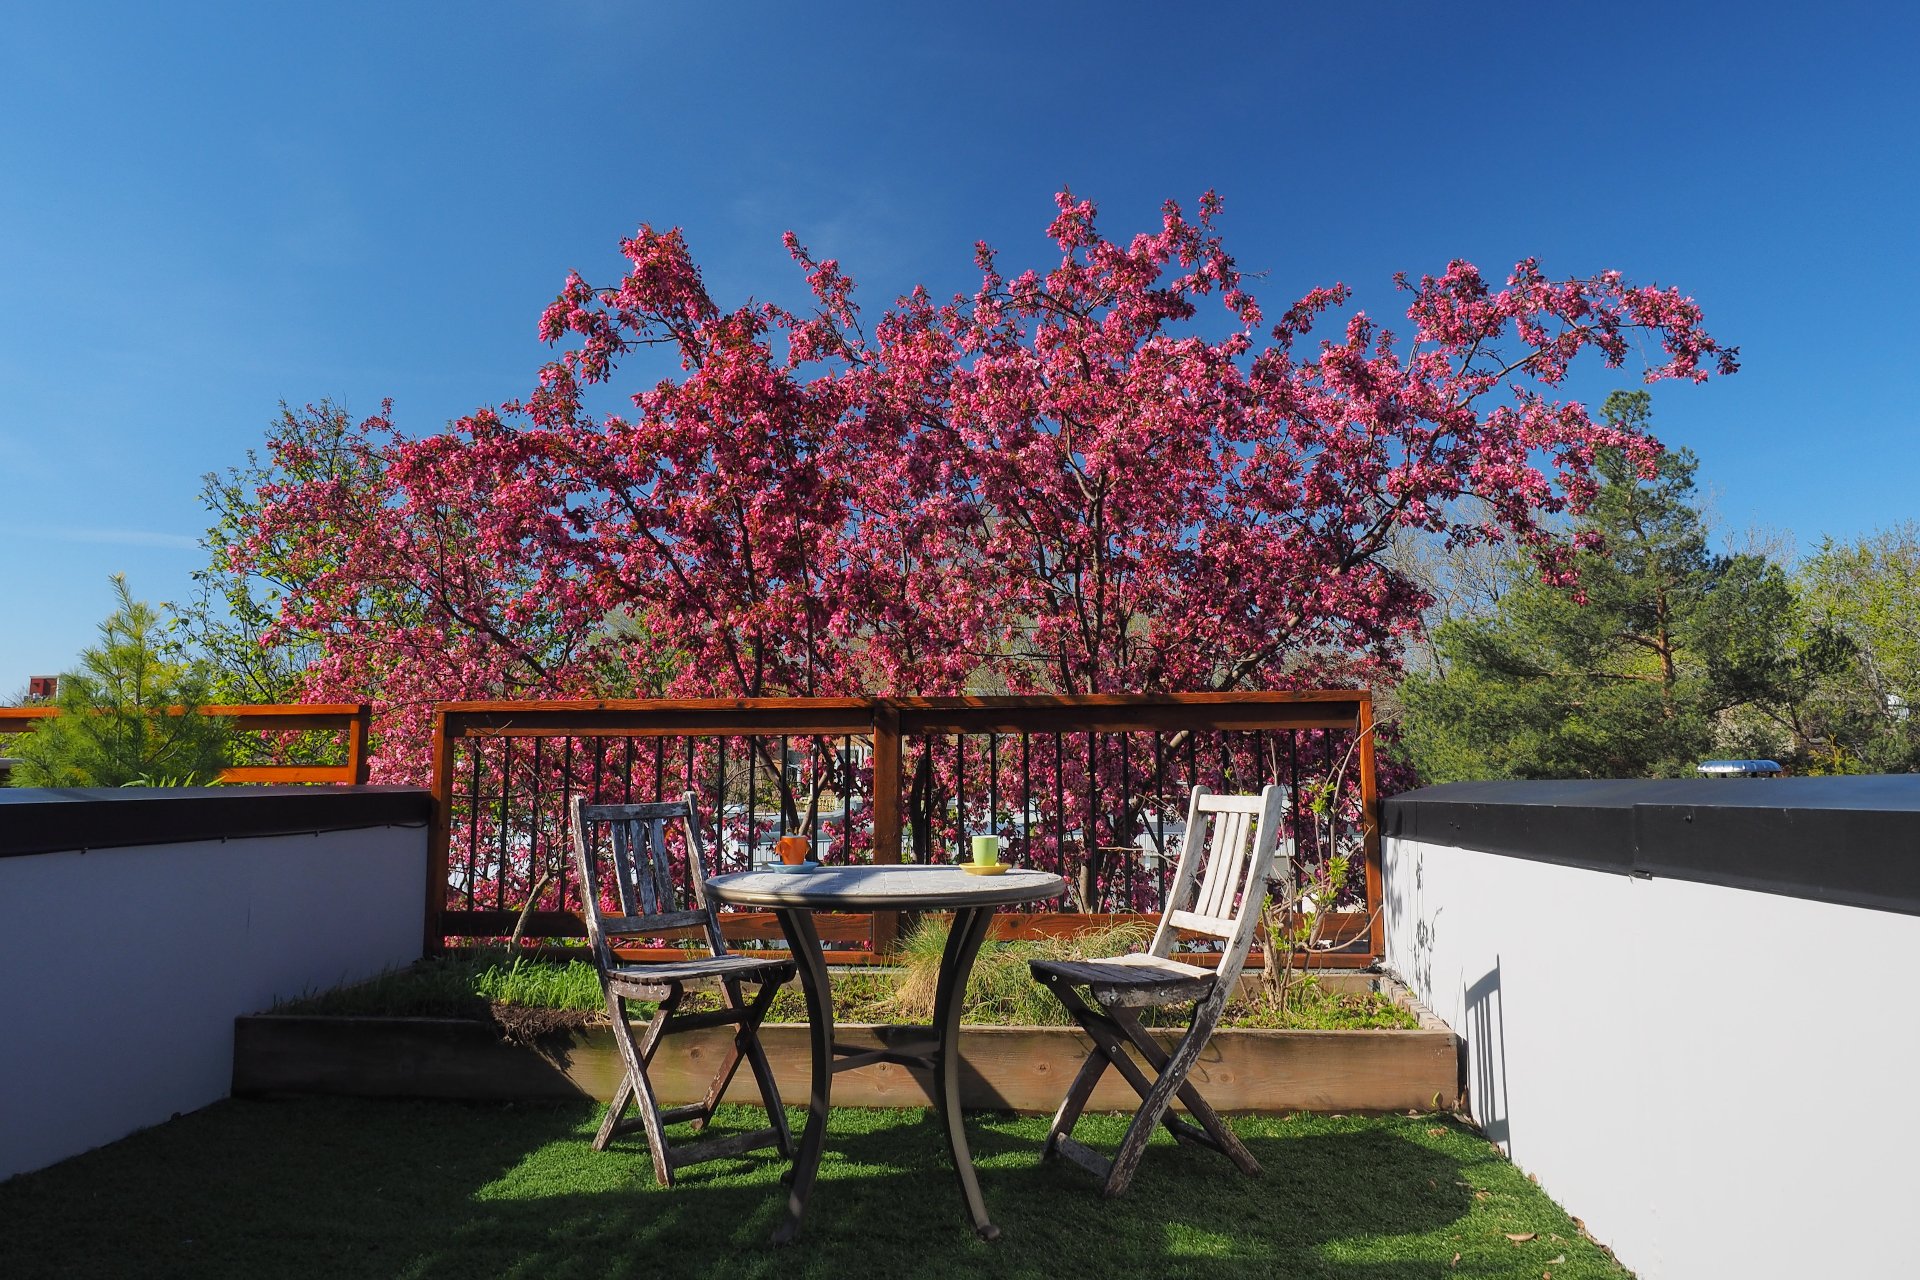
xmin=424 ymin=707 xmax=455 ymax=957
xmin=1356 ymin=692 xmax=1384 ymax=962
xmin=347 ymin=703 xmax=372 ymax=785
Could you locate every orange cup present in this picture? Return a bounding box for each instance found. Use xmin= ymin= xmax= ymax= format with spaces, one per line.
xmin=775 ymin=835 xmax=811 ymax=865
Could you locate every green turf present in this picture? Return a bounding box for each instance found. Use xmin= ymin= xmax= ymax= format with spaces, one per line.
xmin=0 ymin=1099 xmax=1628 ymax=1279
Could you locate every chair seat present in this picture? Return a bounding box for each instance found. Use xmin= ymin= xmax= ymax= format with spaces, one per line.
xmin=606 ymin=953 xmax=795 ymax=993
xmin=1030 ymin=953 xmax=1219 ymax=1008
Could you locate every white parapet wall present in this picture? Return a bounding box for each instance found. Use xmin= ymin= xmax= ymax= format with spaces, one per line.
xmin=1383 ymin=777 xmax=1920 ymax=1280
xmin=0 ymin=787 xmax=430 ymax=1181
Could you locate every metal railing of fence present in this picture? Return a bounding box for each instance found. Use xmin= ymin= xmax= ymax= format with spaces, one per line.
xmin=426 ymin=692 xmax=1381 ymax=965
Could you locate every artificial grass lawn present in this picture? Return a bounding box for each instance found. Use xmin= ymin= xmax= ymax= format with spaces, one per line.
xmin=0 ymin=1099 xmax=1628 ymax=1280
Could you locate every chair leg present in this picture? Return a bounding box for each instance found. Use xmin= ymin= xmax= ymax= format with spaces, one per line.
xmin=1108 ymin=1006 xmax=1260 ymax=1177
xmin=1043 ymin=977 xmax=1192 ymax=1151
xmin=594 ymin=1075 xmax=635 ymax=1151
xmin=1104 ymin=994 xmax=1235 ymax=1197
xmin=735 ymin=978 xmax=795 ymax=1159
xmin=688 ymin=976 xmax=790 ymax=1155
xmin=1035 ymin=973 xmax=1113 ymax=1161
xmin=683 ymin=977 xmax=749 ymax=1128
xmin=602 ymin=988 xmax=681 ymax=1186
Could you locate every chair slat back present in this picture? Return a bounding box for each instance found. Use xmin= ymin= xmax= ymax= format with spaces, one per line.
xmin=569 ymin=795 xmax=728 ymax=967
xmin=1149 ymin=785 xmax=1290 ymax=979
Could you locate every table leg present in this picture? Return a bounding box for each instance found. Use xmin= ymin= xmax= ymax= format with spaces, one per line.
xmin=772 ymin=907 xmax=832 ymax=1246
xmin=932 ymin=905 xmax=1000 ymax=1240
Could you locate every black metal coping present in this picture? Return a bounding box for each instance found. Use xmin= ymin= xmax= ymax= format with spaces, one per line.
xmin=0 ymin=786 xmax=432 ymax=859
xmin=1384 ymin=776 xmax=1920 ymax=917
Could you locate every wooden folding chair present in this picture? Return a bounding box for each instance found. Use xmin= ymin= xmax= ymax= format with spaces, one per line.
xmin=1030 ymin=783 xmax=1289 ymax=1196
xmin=567 ymin=794 xmax=795 ymax=1185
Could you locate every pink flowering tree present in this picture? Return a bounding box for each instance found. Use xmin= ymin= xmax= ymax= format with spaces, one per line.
xmin=235 ymin=189 xmax=1736 ymax=836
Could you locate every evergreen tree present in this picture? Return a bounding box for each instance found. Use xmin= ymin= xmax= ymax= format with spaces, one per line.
xmin=9 ymin=577 xmax=231 ymax=787
xmin=1400 ymin=393 xmax=1847 ymax=781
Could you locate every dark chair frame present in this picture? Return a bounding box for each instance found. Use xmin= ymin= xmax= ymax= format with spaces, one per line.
xmin=567 ymin=793 xmax=795 ymax=1185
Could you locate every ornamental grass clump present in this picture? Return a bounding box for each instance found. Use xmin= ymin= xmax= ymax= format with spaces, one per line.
xmin=888 ymin=918 xmax=1155 ymax=1026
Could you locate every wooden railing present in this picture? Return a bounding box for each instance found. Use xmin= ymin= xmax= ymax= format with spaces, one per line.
xmin=0 ymin=704 xmax=371 ymax=785
xmin=426 ymin=692 xmax=1380 ymax=965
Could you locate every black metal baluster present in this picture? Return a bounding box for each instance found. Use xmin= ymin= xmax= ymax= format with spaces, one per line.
xmin=841 ymin=734 xmax=853 ymax=861
xmin=1118 ymin=732 xmax=1134 ymax=910
xmin=1085 ymin=731 xmax=1098 ymax=911
xmin=653 ymin=738 xmax=665 ymax=803
xmin=954 ymin=732 xmax=966 ymax=861
xmin=1153 ymin=731 xmax=1169 ymax=910
xmin=806 ymin=737 xmax=820 ymax=860
xmin=1325 ymin=728 xmax=1341 ymax=880
xmin=527 ymin=738 xmax=545 ymax=934
xmin=1059 ymin=736 xmax=1075 ymax=886
xmin=988 ymin=732 xmax=999 ymax=843
xmin=494 ymin=737 xmax=512 ymax=912
xmin=464 ymin=740 xmax=481 ymax=910
xmin=1287 ymin=730 xmax=1303 ymax=879
xmin=1020 ymin=731 xmax=1031 ymax=866
xmin=716 ymin=737 xmax=728 ymax=871
xmin=557 ymin=736 xmax=574 ymax=912
xmin=921 ymin=734 xmax=934 ymax=864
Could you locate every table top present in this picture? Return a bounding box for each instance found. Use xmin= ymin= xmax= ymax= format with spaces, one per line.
xmin=707 ymin=863 xmax=1066 ymax=910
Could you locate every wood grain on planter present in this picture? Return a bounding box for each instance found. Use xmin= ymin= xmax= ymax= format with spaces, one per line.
xmin=234 ymin=981 xmax=1460 ymax=1114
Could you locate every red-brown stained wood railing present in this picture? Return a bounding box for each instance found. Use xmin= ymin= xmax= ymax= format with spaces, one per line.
xmin=0 ymin=703 xmax=372 ymax=786
xmin=425 ymin=692 xmax=1382 ymax=967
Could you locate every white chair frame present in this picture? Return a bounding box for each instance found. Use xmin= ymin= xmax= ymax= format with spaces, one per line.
xmin=1029 ymin=783 xmax=1289 ymax=1196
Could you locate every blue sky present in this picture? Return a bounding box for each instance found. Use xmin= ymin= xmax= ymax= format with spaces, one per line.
xmin=2 ymin=2 xmax=1914 ymax=687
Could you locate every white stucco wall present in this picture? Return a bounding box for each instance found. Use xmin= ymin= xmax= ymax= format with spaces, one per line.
xmin=0 ymin=825 xmax=425 ymax=1180
xmin=1385 ymin=835 xmax=1920 ymax=1280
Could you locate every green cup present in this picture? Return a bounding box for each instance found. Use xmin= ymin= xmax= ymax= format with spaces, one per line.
xmin=970 ymin=834 xmax=1000 ymax=866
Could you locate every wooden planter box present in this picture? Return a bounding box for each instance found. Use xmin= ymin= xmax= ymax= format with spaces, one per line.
xmin=233 ymin=976 xmax=1461 ymax=1115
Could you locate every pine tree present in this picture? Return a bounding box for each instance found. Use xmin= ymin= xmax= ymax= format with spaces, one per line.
xmin=1400 ymin=393 xmax=1848 ymax=780
xmin=9 ymin=577 xmax=231 ymax=787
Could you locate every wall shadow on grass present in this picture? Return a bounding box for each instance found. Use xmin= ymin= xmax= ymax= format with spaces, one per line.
xmin=2 ymin=1100 xmax=1484 ymax=1280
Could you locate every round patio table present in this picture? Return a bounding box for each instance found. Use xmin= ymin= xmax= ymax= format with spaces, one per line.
xmin=706 ymin=863 xmax=1066 ymax=1244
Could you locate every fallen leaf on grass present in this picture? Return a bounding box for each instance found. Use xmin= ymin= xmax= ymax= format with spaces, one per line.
xmin=1427 ymin=1127 xmax=1449 ymax=1136
xmin=1505 ymin=1232 xmax=1537 ymax=1243
xmin=1450 ymin=1253 xmax=1460 ymax=1267
xmin=1547 ymin=1256 xmax=1566 ymax=1265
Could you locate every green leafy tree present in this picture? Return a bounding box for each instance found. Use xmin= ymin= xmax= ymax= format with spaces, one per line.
xmin=9 ymin=577 xmax=230 ymax=787
xmin=1787 ymin=524 xmax=1920 ymax=771
xmin=183 ymin=400 xmax=379 ymax=704
xmin=1400 ymin=393 xmax=1847 ymax=780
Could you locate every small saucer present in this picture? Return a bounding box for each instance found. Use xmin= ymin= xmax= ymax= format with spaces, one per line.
xmin=772 ymin=860 xmax=820 ymax=874
xmin=962 ymin=863 xmax=1009 ymax=876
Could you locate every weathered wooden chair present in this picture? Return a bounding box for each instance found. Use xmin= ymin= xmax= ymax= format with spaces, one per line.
xmin=1030 ymin=783 xmax=1289 ymax=1196
xmin=567 ymin=794 xmax=794 ymax=1185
